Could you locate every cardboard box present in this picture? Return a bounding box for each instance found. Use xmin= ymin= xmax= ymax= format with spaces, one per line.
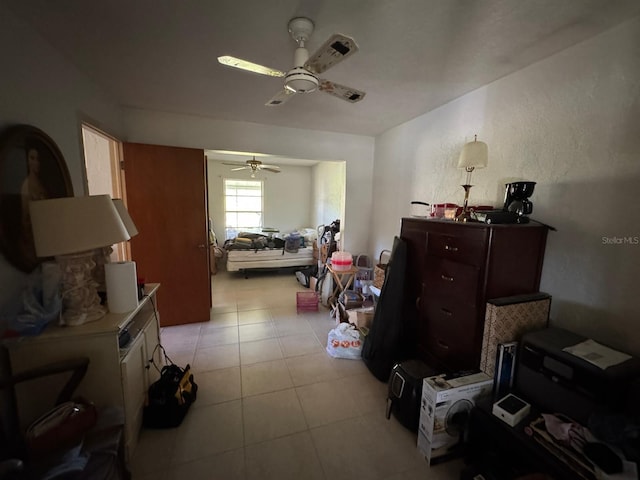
xmin=348 ymin=306 xmax=374 ymax=328
xmin=480 ymin=293 xmax=551 ymax=377
xmin=418 ymin=371 xmax=493 ymax=464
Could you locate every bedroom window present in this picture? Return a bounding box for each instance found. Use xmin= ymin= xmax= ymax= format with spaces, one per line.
xmin=224 ymin=179 xmax=263 ymax=239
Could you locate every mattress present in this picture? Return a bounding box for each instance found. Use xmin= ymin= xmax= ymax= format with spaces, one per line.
xmin=226 ymin=246 xmax=314 ymax=272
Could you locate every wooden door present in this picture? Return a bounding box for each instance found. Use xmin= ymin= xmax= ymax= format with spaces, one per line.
xmin=122 ymin=143 xmax=210 ymax=326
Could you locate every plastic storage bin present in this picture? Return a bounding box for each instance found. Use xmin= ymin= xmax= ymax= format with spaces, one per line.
xmin=331 ymin=251 xmax=353 ymax=271
xmin=296 ymin=291 xmax=319 ymax=312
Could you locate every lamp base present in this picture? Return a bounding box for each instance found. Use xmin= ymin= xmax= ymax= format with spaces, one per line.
xmin=454 ymin=184 xmax=479 ymax=223
xmin=454 ymin=210 xmax=477 ymax=223
xmin=56 ymin=251 xmax=107 ymax=326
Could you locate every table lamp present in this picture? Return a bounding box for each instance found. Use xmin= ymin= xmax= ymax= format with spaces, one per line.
xmin=29 ymin=195 xmax=131 ymax=326
xmin=455 ymin=135 xmax=488 ymax=222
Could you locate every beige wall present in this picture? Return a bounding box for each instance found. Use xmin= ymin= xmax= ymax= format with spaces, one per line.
xmin=122 ymin=109 xmax=374 ymax=255
xmin=0 ymin=5 xmax=122 ymax=314
xmin=371 ymin=18 xmax=640 ymax=356
xmin=311 ymin=161 xmax=345 ymax=237
xmin=207 ymin=160 xmax=314 ymax=243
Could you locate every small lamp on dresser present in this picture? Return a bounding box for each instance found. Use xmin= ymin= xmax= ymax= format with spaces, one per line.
xmin=29 ymin=194 xmax=132 ymax=326
xmin=455 ymin=135 xmax=488 ymax=222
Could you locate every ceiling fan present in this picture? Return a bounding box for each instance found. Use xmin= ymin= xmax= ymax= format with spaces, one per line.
xmin=218 ymin=16 xmax=365 ymax=106
xmin=222 ymin=157 xmax=281 ymax=177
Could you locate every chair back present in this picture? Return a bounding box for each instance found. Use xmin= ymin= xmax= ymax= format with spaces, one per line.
xmin=0 ymin=344 xmax=89 ymax=461
xmin=0 ymin=344 xmax=23 ymax=460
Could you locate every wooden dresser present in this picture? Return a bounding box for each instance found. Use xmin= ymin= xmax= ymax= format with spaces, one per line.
xmin=400 ymin=218 xmax=548 ymax=373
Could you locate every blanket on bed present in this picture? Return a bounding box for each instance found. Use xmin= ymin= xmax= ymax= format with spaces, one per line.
xmin=224 ymin=233 xmax=283 ymax=251
xmin=224 ymin=232 xmax=308 ymax=252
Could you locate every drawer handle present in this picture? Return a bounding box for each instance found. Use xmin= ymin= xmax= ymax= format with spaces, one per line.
xmin=437 ymin=340 xmax=449 ymax=350
xmin=441 ymin=274 xmax=454 ymax=282
xmin=440 ymin=308 xmax=452 ymax=316
xmin=444 ymin=245 xmax=459 ymax=252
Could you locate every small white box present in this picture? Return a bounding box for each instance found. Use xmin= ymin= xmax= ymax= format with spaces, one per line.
xmin=418 ymin=371 xmax=493 ymax=464
xmin=491 ymin=393 xmax=530 ymax=427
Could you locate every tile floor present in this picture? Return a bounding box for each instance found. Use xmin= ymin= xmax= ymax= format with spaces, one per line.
xmin=131 ymin=269 xmax=464 ymax=480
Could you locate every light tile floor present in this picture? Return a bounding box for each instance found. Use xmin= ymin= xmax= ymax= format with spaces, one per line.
xmin=131 ymin=269 xmax=464 ymax=480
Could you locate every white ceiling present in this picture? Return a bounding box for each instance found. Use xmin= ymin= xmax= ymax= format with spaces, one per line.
xmin=4 ymin=0 xmax=639 ymax=137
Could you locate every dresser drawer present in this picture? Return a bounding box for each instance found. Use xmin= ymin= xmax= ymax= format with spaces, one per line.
xmin=423 ymin=299 xmax=477 ymax=329
xmin=427 ymin=229 xmax=487 ymax=266
xmin=422 ymin=309 xmax=478 ymax=371
xmin=425 ymin=257 xmax=480 ymax=304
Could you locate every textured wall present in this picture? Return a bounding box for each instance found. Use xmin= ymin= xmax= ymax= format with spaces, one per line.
xmin=312 ymin=161 xmax=345 ymax=235
xmin=0 ymin=5 xmax=122 ymax=315
xmin=371 ymin=18 xmax=640 ymax=356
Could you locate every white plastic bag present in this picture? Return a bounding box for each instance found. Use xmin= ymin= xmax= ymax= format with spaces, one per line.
xmin=326 ymin=322 xmax=363 ymax=360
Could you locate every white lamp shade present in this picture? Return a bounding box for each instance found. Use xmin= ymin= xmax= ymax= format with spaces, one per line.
xmin=457 ymin=139 xmax=489 ymax=169
xmin=112 ymin=198 xmax=139 ymax=237
xmin=29 ymin=194 xmax=131 ymax=257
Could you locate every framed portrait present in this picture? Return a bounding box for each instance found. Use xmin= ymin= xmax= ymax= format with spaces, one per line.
xmin=0 ymin=125 xmax=73 ymax=272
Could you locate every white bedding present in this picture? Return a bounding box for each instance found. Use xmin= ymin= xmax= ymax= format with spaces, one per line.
xmin=226 ymin=246 xmax=314 ymax=272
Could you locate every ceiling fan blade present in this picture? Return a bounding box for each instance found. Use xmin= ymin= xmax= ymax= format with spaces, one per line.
xmin=230 ymin=166 xmax=249 ymax=171
xmin=218 ymin=56 xmax=285 ymax=77
xmin=265 ymin=89 xmax=295 ymax=106
xmin=260 ymin=164 xmax=281 ymax=170
xmin=304 ymin=34 xmax=359 ymax=74
xmin=222 ymin=161 xmax=248 ymax=166
xmin=318 ymin=79 xmax=366 ymax=103
xmin=262 ymin=167 xmax=281 ymax=173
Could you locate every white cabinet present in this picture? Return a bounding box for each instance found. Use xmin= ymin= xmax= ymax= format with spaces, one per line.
xmin=6 ymin=284 xmax=161 ymax=460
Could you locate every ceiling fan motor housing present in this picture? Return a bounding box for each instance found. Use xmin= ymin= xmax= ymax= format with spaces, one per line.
xmin=288 ymin=17 xmax=314 ymax=43
xmin=285 ymin=67 xmax=318 ymax=93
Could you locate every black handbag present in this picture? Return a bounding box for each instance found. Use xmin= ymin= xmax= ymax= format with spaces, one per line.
xmin=143 ymin=345 xmax=198 ymax=429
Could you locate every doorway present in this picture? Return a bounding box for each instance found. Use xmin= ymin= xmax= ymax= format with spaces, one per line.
xmin=81 ymin=123 xmax=130 ymax=262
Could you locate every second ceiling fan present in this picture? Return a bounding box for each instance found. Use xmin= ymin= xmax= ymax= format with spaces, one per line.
xmin=218 ymin=16 xmax=365 ymax=106
xmin=223 ymin=157 xmax=281 ymax=178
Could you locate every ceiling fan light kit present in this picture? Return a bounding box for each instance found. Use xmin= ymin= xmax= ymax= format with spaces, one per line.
xmin=218 ymin=16 xmax=365 ymax=106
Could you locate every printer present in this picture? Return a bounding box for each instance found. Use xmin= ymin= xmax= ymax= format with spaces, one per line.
xmin=515 ymin=327 xmax=640 ymax=425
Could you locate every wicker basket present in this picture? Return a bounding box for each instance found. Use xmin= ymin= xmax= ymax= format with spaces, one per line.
xmin=373 ymin=250 xmax=391 ymax=289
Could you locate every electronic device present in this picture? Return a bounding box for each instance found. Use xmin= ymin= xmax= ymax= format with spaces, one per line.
xmin=473 ymin=181 xmax=537 ymax=224
xmin=473 ymin=210 xmax=525 ymax=224
xmin=493 ymin=342 xmax=518 ymax=401
xmin=492 ymin=393 xmax=530 ymax=427
xmin=503 ymin=181 xmax=536 ymax=216
xmin=515 ymin=327 xmax=640 ymax=425
xmin=418 ymin=371 xmax=493 ymax=464
xmin=386 ymin=360 xmax=435 ymax=433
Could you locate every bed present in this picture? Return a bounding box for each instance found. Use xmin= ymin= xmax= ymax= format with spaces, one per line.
xmin=224 ymin=228 xmax=317 ymax=273
xmin=226 ymin=245 xmax=315 ymax=272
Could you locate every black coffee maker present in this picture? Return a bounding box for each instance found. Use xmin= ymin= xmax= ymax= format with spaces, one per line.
xmin=503 ymin=181 xmax=536 ymax=222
